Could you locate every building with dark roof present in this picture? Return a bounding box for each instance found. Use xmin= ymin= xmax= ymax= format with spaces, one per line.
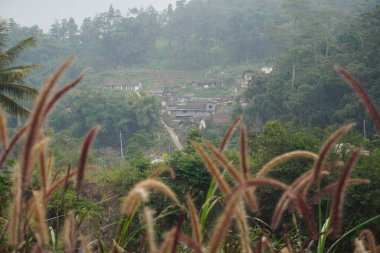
xmin=168 ymin=99 xmax=216 ymax=118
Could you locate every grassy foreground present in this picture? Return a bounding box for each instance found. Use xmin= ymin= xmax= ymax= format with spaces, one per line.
xmin=0 ymin=59 xmax=379 ymax=252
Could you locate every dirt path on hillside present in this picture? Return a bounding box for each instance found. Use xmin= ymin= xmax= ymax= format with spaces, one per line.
xmin=160 ymin=118 xmax=183 ymax=149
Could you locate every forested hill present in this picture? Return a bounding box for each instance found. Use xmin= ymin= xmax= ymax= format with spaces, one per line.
xmin=235 ymin=3 xmax=380 ymax=135
xmin=4 ymin=0 xmax=380 ymax=135
xmin=5 ymin=0 xmax=379 ymax=74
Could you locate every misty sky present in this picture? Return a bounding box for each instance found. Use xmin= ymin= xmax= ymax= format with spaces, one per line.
xmin=0 ymin=0 xmax=174 ymax=31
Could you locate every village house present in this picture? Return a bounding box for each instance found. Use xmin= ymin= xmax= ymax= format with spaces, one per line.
xmin=147 ymin=89 xmax=165 ymax=97
xmin=168 ymin=99 xmax=217 ymax=118
xmin=178 ymin=93 xmax=195 ymax=103
xmin=190 ymin=80 xmax=223 ymax=89
xmin=261 ymin=67 xmax=273 ymax=74
xmin=103 ymin=82 xmax=142 ymax=90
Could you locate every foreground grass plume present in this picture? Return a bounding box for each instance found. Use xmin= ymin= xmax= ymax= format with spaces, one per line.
xmin=0 ymin=61 xmax=378 ymax=253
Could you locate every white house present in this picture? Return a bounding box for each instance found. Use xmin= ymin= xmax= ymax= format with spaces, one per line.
xmin=261 ymin=67 xmax=273 ymax=74
xmin=103 ymin=82 xmax=142 ymax=90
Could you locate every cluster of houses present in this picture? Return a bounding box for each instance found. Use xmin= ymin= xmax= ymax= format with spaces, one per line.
xmin=103 ymin=82 xmax=143 ymax=91
xmin=101 ymin=67 xmax=273 ymax=125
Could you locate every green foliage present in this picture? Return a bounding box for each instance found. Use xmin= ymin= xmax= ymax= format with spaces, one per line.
xmin=0 ymin=21 xmax=38 ymax=117
xmin=247 ymin=120 xmax=380 ymax=250
xmin=47 ymin=129 xmax=81 ymax=167
xmin=49 ymin=90 xmax=160 ymax=148
xmin=0 ymin=170 xmax=12 ymax=216
xmin=125 ymin=131 xmax=156 ymax=159
xmin=7 ymin=0 xmax=377 ymax=73
xmin=240 ymin=5 xmax=380 ymax=135
xmin=343 ymin=147 xmax=380 ymax=236
xmin=49 ymin=187 xmax=102 ymax=228
xmin=130 ymin=156 xmax=151 ymax=171
xmin=250 ymin=120 xmax=324 ymax=169
xmin=168 ymin=130 xmax=211 ymax=204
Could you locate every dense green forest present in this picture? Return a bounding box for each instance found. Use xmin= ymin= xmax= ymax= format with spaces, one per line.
xmin=5 ymin=0 xmax=380 ymax=134
xmin=5 ymin=0 xmax=379 ymax=71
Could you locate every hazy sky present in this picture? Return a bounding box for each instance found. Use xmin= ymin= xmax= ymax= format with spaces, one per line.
xmin=0 ymin=0 xmax=174 ymax=31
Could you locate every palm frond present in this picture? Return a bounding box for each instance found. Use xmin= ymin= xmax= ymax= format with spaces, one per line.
xmin=0 ymin=83 xmax=37 ymax=101
xmin=2 ymin=37 xmax=37 ymax=67
xmin=0 ymin=53 xmax=8 ymax=67
xmin=0 ymin=64 xmax=40 ymax=84
xmin=0 ymin=21 xmax=7 ymax=49
xmin=0 ymin=92 xmax=30 ymax=117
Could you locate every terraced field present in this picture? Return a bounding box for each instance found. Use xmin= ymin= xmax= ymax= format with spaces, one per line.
xmin=81 ymin=68 xmax=203 ymax=91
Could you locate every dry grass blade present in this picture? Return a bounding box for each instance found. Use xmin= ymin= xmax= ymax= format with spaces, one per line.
xmin=8 ymin=165 xmax=21 ymax=246
xmin=186 ymin=194 xmax=202 ymax=245
xmin=210 ymin=178 xmax=288 ymax=253
xmin=271 ymin=189 xmax=317 ymax=240
xmin=22 ymin=58 xmax=74 ymax=192
xmin=251 ymin=151 xmax=318 ymax=216
xmin=171 ymin=213 xmax=185 ymax=253
xmin=292 ymin=192 xmax=318 ymax=240
xmin=271 ymin=171 xmax=321 ymax=231
xmin=240 ymin=126 xmax=249 ymax=179
xmin=260 ymin=236 xmax=274 ymax=253
xmin=121 ymin=189 xmax=147 ymax=216
xmin=228 ymin=178 xmax=289 ymax=201
xmin=207 ymin=190 xmax=241 ymax=253
xmin=193 ymin=142 xmax=230 ymax=195
xmin=45 ymin=169 xmax=78 ymax=200
xmin=311 ymin=179 xmax=369 ymax=203
xmin=43 ymin=57 xmax=75 ymax=95
xmin=205 ymin=141 xmax=258 ymax=213
xmin=205 ymin=141 xmax=243 ymax=182
xmin=359 ymin=229 xmax=377 ymax=253
xmin=284 ymin=229 xmax=293 ymax=253
xmin=220 ymin=115 xmax=241 ymax=151
xmin=330 ymin=149 xmax=361 ymax=237
xmin=39 ymin=152 xmax=47 ymax=196
xmin=29 ymin=137 xmax=49 ymax=194
xmin=312 ymin=123 xmax=354 ymax=183
xmin=31 ymin=244 xmax=44 ymax=253
xmin=354 ymin=239 xmax=366 ymax=253
xmin=257 ymin=151 xmax=318 ymax=178
xmin=177 ymin=234 xmax=204 ymax=253
xmin=63 ymin=165 xmax=72 ymax=192
xmin=110 ymin=239 xmax=125 ymax=253
xmin=235 ymin=203 xmax=252 ymax=253
xmin=144 ymin=208 xmax=157 ymax=253
xmin=148 ymin=167 xmax=175 ymax=179
xmin=31 ymin=191 xmax=49 ymax=245
xmin=63 ymin=213 xmax=76 ymax=253
xmin=0 ymin=108 xmax=8 ymax=149
xmin=80 ymin=235 xmax=93 ymax=253
xmin=301 ymin=162 xmax=343 ymax=197
xmin=255 ymin=236 xmax=262 ymax=253
xmin=0 ymin=125 xmax=27 ymax=169
xmin=159 ymin=228 xmax=176 ymax=253
xmin=76 ymin=126 xmax=100 ymax=191
xmin=272 ymin=170 xmax=314 ymax=228
xmin=121 ymin=179 xmax=178 ymax=215
xmin=336 ymin=66 xmax=380 ymax=133
xmin=42 ymin=75 xmax=83 ymax=118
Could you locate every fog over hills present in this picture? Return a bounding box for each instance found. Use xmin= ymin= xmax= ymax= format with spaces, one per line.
xmin=0 ymin=0 xmax=173 ymax=31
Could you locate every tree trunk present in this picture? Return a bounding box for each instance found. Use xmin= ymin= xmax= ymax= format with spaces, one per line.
xmin=291 ymin=57 xmax=296 ymax=89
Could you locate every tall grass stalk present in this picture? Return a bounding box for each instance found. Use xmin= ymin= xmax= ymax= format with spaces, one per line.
xmin=326 ymin=214 xmax=380 ymax=253
xmin=118 ymin=202 xmax=141 ymax=247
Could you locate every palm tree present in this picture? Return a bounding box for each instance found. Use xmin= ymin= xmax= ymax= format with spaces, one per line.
xmin=0 ymin=21 xmax=39 ymax=117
